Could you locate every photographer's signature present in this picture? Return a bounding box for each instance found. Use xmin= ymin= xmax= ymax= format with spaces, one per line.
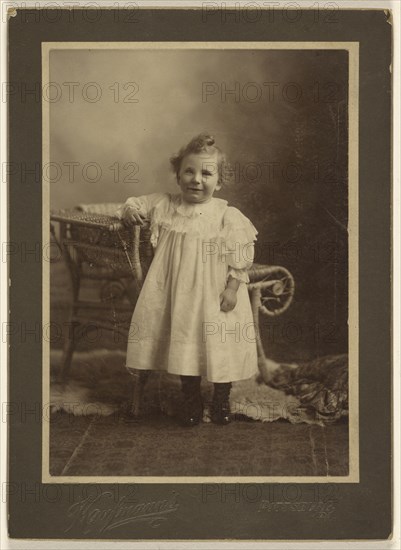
xmin=65 ymin=491 xmax=179 ymax=534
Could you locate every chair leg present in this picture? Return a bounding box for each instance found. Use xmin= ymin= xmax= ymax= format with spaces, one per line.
xmin=57 ymin=320 xmax=80 ymax=384
xmin=126 ymin=370 xmax=151 ymax=420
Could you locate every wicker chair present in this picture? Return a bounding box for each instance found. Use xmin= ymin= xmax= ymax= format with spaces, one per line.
xmin=50 ymin=204 xmax=295 ymax=416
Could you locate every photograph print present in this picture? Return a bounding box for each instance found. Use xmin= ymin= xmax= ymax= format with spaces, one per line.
xmin=44 ymin=42 xmax=357 ymax=481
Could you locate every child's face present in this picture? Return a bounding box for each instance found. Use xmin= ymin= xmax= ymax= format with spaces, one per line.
xmin=178 ymin=152 xmax=221 ymax=204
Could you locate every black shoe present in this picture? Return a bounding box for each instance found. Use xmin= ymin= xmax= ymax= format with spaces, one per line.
xmin=211 ymin=401 xmax=231 ymax=425
xmin=181 ymin=401 xmax=203 ymax=427
xmin=180 ymin=375 xmax=203 ymax=427
xmin=211 ymin=382 xmax=232 ymax=425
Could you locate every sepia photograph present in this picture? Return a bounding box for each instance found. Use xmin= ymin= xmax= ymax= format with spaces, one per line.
xmin=44 ymin=42 xmax=357 ymax=481
xmin=5 ymin=4 xmax=395 ymax=543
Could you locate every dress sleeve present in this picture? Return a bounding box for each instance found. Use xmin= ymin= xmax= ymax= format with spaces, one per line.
xmin=115 ymin=193 xmax=166 ymax=219
xmin=221 ymin=207 xmax=258 ymax=283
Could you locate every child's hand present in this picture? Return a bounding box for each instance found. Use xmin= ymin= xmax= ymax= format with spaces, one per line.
xmin=220 ymin=288 xmax=237 ymax=312
xmin=122 ymin=204 xmax=146 ymax=226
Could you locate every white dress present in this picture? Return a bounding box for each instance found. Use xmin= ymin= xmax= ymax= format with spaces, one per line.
xmin=117 ymin=193 xmax=259 ymax=383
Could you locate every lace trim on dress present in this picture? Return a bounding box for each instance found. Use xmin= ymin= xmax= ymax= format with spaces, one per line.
xmin=220 ymin=210 xmax=258 ymax=271
xmin=149 ymin=194 xmax=229 ymax=247
xmin=118 ymin=194 xmax=258 ymax=281
xmin=227 ymin=267 xmax=250 ymax=284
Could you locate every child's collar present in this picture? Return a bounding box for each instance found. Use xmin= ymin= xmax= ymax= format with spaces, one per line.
xmin=174 ymin=194 xmax=228 ymax=217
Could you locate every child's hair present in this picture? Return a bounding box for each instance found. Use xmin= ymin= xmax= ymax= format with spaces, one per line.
xmin=170 ymin=133 xmax=231 ymax=187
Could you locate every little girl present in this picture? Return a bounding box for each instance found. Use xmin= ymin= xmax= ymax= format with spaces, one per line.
xmin=117 ymin=133 xmax=258 ymax=426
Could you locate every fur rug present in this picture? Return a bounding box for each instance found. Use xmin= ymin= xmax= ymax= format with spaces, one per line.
xmin=50 ymin=350 xmax=348 ymax=425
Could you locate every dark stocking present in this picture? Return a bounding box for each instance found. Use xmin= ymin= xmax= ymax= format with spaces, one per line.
xmin=211 ymin=382 xmax=232 ymax=425
xmin=180 ymin=375 xmax=203 ymax=427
